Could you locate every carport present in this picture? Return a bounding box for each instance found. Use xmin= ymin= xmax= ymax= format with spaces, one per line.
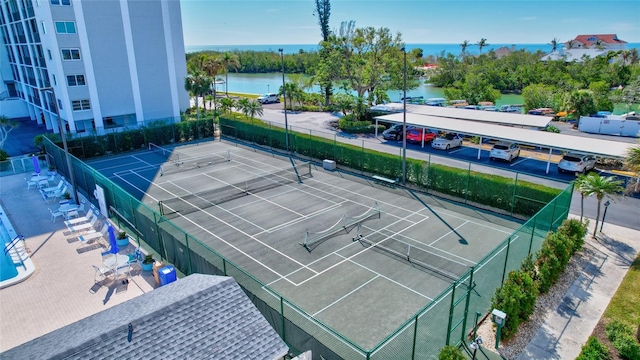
xmin=375 ymin=111 xmax=633 ymax=173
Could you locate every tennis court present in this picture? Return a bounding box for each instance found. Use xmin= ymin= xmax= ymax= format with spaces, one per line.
xmin=88 ymin=140 xmax=521 ymax=349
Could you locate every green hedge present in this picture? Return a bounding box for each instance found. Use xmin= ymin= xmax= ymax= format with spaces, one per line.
xmin=492 ymin=219 xmax=587 ymax=340
xmin=219 ymin=116 xmax=560 ymax=217
xmin=576 ymin=337 xmax=611 ymax=360
xmin=60 ymin=118 xmax=216 ymax=159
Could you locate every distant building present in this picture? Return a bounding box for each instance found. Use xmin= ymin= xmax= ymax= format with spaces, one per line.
xmin=540 ymin=34 xmax=628 ymax=62
xmin=0 ymin=0 xmax=189 ymax=134
xmin=492 ymin=45 xmax=516 ymax=58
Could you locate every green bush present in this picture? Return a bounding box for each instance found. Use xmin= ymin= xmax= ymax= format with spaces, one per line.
xmin=576 ymin=337 xmax=611 ymax=360
xmin=556 ymin=218 xmax=587 ymax=253
xmin=536 ymin=245 xmax=562 ymax=294
xmin=337 ymin=118 xmax=383 ymax=134
xmin=546 ymin=231 xmax=574 ymax=268
xmin=607 ymin=321 xmax=633 ymax=342
xmin=438 ymin=345 xmax=466 ymax=360
xmin=0 ymin=148 xmax=8 ymax=162
xmin=614 ymin=335 xmax=640 ymax=360
xmin=491 ymin=270 xmax=538 ymax=339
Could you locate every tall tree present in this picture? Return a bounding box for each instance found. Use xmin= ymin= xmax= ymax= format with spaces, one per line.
xmin=477 ymin=38 xmax=488 ymax=53
xmin=184 ymin=66 xmax=211 ymax=120
xmin=218 ymin=52 xmax=241 ymax=96
xmin=0 ymin=116 xmax=18 ymax=150
xmin=573 ymin=173 xmax=590 ymax=222
xmin=580 ymin=173 xmax=623 ymax=237
xmin=626 ymin=140 xmax=640 ymax=193
xmin=460 ymin=40 xmax=470 ymax=56
xmin=564 ymin=90 xmax=597 ymax=127
xmin=549 ymin=37 xmax=560 ymax=52
xmin=201 ymin=55 xmax=223 ymax=112
xmin=314 ymin=0 xmax=332 ymax=106
xmin=245 ymin=99 xmax=264 ymax=119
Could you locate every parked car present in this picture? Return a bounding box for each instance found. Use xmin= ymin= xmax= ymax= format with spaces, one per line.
xmin=257 ymin=93 xmax=280 ymax=104
xmin=500 ymin=105 xmax=522 ymax=113
xmin=558 ymin=153 xmax=597 ymax=174
xmin=431 ymin=134 xmax=464 ymax=150
xmin=406 ymin=128 xmax=437 ymax=144
xmin=482 ymin=106 xmax=499 ymax=111
xmin=382 ymin=124 xmax=407 ymax=140
xmin=463 ymin=105 xmax=481 ymax=110
xmin=489 ymin=142 xmax=521 ymax=162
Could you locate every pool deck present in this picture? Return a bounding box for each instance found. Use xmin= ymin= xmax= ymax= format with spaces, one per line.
xmin=0 ymin=174 xmax=155 ymax=352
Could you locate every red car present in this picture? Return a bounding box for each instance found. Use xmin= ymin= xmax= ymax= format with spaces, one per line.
xmin=406 ymin=129 xmax=437 ymax=144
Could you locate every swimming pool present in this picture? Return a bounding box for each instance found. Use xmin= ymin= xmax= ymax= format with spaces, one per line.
xmin=0 ymin=218 xmax=19 ymax=281
xmin=0 ymin=205 xmax=34 ymax=288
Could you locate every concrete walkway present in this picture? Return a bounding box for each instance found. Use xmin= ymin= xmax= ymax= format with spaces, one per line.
xmin=517 ymin=216 xmax=640 ymax=360
xmin=0 ymin=174 xmax=155 ymax=352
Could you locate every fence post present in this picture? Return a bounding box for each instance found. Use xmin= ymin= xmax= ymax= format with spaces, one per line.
xmin=528 ymin=216 xmax=537 ymax=255
xmin=446 ymin=282 xmax=458 ymax=345
xmin=185 ymin=233 xmax=192 ymax=275
xmin=280 ymin=297 xmax=286 ymax=341
xmin=460 ymin=267 xmax=475 ymax=342
xmin=549 ymin=198 xmax=557 ymax=231
xmin=411 ymin=314 xmax=419 ymax=359
xmin=465 ymin=163 xmax=471 ymax=203
xmin=510 ymin=173 xmax=519 ymax=216
xmin=502 ymin=236 xmax=512 ymax=284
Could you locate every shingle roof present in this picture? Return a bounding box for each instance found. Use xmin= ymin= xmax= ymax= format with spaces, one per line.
xmin=571 ymin=34 xmax=627 ymax=46
xmin=1 ymin=274 xmax=289 ymax=360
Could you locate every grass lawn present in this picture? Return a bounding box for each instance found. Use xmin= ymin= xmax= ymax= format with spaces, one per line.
xmin=590 ymin=252 xmax=640 ymax=358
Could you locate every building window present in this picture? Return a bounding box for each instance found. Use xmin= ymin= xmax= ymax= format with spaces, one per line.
xmin=72 ymin=99 xmax=90 ymax=111
xmin=47 ymin=49 xmax=52 ymax=60
xmin=40 ymin=21 xmax=46 ymax=34
xmin=58 ymin=99 xmax=63 ymax=110
xmin=55 ymin=21 xmax=76 ymax=34
xmin=50 ymin=0 xmax=71 ymax=5
xmin=66 ymin=74 xmax=85 ymax=86
xmin=52 ymin=74 xmax=57 ymax=86
xmin=61 ymin=48 xmax=80 ymax=60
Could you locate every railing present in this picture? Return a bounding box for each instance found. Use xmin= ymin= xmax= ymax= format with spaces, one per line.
xmin=4 ymin=235 xmax=27 ymax=271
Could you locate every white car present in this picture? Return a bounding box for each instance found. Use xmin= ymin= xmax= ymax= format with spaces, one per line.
xmin=431 ymin=134 xmax=464 ymax=150
xmin=558 ymin=153 xmax=597 ymax=174
xmin=489 ymin=142 xmax=521 ymax=162
xmin=257 ymin=93 xmax=280 ymax=104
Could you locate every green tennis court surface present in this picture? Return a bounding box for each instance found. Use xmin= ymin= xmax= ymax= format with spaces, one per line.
xmin=89 ymin=140 xmax=521 ymax=349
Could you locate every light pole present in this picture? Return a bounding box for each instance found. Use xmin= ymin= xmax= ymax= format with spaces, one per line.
xmin=279 ymin=48 xmax=290 ymax=153
xmin=401 ymin=46 xmax=407 ymax=185
xmin=267 ymin=84 xmax=270 ymax=93
xmin=39 ymin=86 xmax=77 ymax=204
xmin=600 ymin=200 xmax=611 ymax=232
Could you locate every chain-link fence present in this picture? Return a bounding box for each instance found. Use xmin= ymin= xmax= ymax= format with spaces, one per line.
xmin=43 ymin=117 xmax=572 ymax=359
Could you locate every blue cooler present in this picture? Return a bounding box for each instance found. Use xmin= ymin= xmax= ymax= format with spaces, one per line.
xmin=158 ymin=266 xmax=177 ymax=286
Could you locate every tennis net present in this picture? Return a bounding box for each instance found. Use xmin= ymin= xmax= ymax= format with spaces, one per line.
xmin=149 ymin=142 xmax=231 ymax=176
xmin=159 ymin=162 xmax=311 ymax=218
xmin=355 ymin=236 xmax=468 ymax=282
xmin=301 ymin=203 xmax=380 ymax=252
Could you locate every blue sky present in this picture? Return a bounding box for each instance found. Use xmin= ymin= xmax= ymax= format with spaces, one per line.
xmin=180 ymin=0 xmax=639 ymax=46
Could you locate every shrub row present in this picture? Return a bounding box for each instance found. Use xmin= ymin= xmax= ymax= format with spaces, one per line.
xmin=56 ymin=118 xmax=216 ymax=159
xmin=576 ymin=337 xmax=611 ymax=360
xmin=219 ymin=116 xmax=561 ymax=217
xmin=337 ymin=118 xmax=385 ymax=134
xmin=491 ymin=219 xmax=587 ymax=340
xmin=606 ymin=321 xmax=640 ymax=360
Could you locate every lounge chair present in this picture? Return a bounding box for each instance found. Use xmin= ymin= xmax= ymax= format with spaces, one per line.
xmin=92 ymin=264 xmax=113 ymax=283
xmin=65 ymin=209 xmax=98 ymax=227
xmin=25 ymin=177 xmax=38 ymax=190
xmin=66 ymin=215 xmax=99 ymax=233
xmin=77 ymin=223 xmax=109 ymax=247
xmin=49 ymin=208 xmax=65 ymax=222
xmin=42 ymin=180 xmax=64 ymax=194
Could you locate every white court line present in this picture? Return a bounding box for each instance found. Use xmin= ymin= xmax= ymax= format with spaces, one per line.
xmin=112 ymin=171 xmax=160 ymax=202
xmin=370 ymin=225 xmax=475 ymax=266
xmin=167 ymin=179 xmax=268 ymax=232
xmin=148 ymin=178 xmax=319 ymax=278
xmin=130 ymin=154 xmax=157 ymax=168
xmin=312 ymin=275 xmax=380 ymax=317
xmin=335 ymin=254 xmax=432 ymax=300
xmin=428 ymin=220 xmax=469 ymax=246
xmin=202 ymin=172 xmax=307 ymax=218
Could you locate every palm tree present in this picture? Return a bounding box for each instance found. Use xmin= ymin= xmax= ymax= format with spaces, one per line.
xmin=566 ymin=40 xmax=576 ymax=49
xmin=625 ymin=140 xmax=640 ymax=193
xmin=580 ymin=173 xmax=623 ymax=237
xmin=549 ymin=37 xmax=560 ymax=52
xmin=201 ymin=55 xmax=223 ymax=111
xmin=460 ymin=40 xmax=470 ymax=56
xmin=245 ymin=100 xmax=264 ymax=119
xmin=218 ymin=52 xmax=241 ymax=96
xmin=593 ymin=39 xmax=606 ymax=50
xmin=629 ymin=48 xmax=639 ymax=64
xmin=184 ymin=68 xmax=211 ymax=120
xmin=476 ymin=38 xmax=488 ymax=54
xmin=236 ymin=97 xmax=250 ymax=118
xmin=219 ymin=97 xmax=236 ymax=115
xmin=573 ymin=173 xmax=591 ymax=222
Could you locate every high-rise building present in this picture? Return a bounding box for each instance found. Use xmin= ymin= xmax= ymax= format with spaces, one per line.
xmin=0 ymin=0 xmax=189 ymax=134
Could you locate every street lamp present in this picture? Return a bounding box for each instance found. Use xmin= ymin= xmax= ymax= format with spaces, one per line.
xmin=267 ymin=84 xmax=270 ymax=93
xmin=279 ymin=48 xmax=290 ymax=153
xmin=401 ymin=46 xmax=407 ymax=185
xmin=600 ymin=200 xmax=611 ymax=232
xmin=39 ymin=86 xmax=77 ymax=204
